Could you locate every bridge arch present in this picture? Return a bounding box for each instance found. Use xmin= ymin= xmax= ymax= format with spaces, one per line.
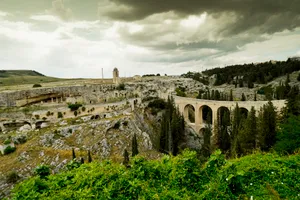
xmin=199 ymin=105 xmax=212 ymax=124
xmin=184 ymin=104 xmax=195 ymax=123
xmin=217 ymin=106 xmax=230 ymax=126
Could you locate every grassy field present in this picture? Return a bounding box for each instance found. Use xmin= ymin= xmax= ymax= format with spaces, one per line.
xmin=0 ymin=70 xmax=119 ymax=92
xmin=0 ymin=70 xmax=67 ymax=86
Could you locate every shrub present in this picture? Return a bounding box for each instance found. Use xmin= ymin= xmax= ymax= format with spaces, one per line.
xmin=116 ymin=83 xmax=125 ymax=90
xmin=6 ymin=171 xmax=19 ymax=184
xmin=82 ymin=107 xmax=86 ymax=112
xmin=33 ymin=84 xmax=42 ymax=88
xmin=4 ymin=139 xmax=11 ymax=145
xmin=113 ymin=121 xmax=120 ymax=129
xmin=35 ymin=115 xmax=40 ymax=120
xmin=42 ymin=117 xmax=47 ymax=121
xmin=68 ymin=103 xmax=82 ymax=111
xmin=147 ymin=99 xmax=166 ymax=110
xmin=34 ymin=165 xmax=50 ymax=179
xmin=74 ymin=111 xmax=78 ymax=117
xmin=57 ymin=112 xmax=63 ymax=118
xmin=123 ymin=121 xmax=128 ymax=126
xmin=66 ymin=160 xmax=81 ymax=170
xmin=46 ymin=111 xmax=51 ymax=116
xmin=4 ymin=146 xmax=16 ymax=155
xmin=175 ymin=87 xmax=187 ymax=97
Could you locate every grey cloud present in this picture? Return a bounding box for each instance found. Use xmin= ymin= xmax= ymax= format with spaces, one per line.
xmin=50 ymin=0 xmax=73 ymax=21
xmin=100 ymin=0 xmax=300 ymax=35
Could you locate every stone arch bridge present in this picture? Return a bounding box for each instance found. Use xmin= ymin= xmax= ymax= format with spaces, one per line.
xmin=174 ymin=96 xmax=286 ymax=133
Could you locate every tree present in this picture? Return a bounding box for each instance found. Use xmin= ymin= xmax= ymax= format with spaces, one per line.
xmin=239 ymin=107 xmax=257 ymax=155
xmin=247 ymin=79 xmax=254 ymax=88
xmin=214 ymin=109 xmax=231 ymax=155
xmin=88 ymin=150 xmax=92 ymax=163
xmin=80 ymin=157 xmax=84 ymax=164
xmin=286 ymin=86 xmax=300 ymax=116
xmin=286 ymin=73 xmax=290 ymax=84
xmin=257 ymin=101 xmax=277 ymax=151
xmin=241 ymin=93 xmax=246 ymax=101
xmin=230 ymin=90 xmax=233 ymax=101
xmin=202 ymin=112 xmax=212 ymax=157
xmin=254 ymin=92 xmax=257 ymax=101
xmin=123 ymin=149 xmax=130 ymax=167
xmin=297 ymin=73 xmax=300 ymax=81
xmin=72 ymin=148 xmax=76 ymax=160
xmin=132 ymin=133 xmax=139 ymax=157
xmin=274 ymin=115 xmax=300 ymax=154
xmin=239 ymin=78 xmax=244 ymax=87
xmin=230 ymin=104 xmax=243 ymax=157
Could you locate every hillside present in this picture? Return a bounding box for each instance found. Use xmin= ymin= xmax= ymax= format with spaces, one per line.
xmin=0 ymin=70 xmax=63 ymax=86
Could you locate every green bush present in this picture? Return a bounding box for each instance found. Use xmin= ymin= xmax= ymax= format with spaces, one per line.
xmin=82 ymin=107 xmax=86 ymax=112
xmin=116 ymin=83 xmax=125 ymax=90
xmin=34 ymin=165 xmax=50 ymax=179
xmin=147 ymin=99 xmax=166 ymax=110
xmin=74 ymin=111 xmax=78 ymax=117
xmin=4 ymin=146 xmax=16 ymax=155
xmin=175 ymin=87 xmax=187 ymax=97
xmin=33 ymin=84 xmax=42 ymax=88
xmin=57 ymin=112 xmax=63 ymax=118
xmin=46 ymin=111 xmax=51 ymax=116
xmin=6 ymin=171 xmax=19 ymax=183
xmin=113 ymin=121 xmax=120 ymax=129
xmin=11 ymin=150 xmax=300 ymax=199
xmin=68 ymin=103 xmax=82 ymax=111
xmin=35 ymin=115 xmax=40 ymax=120
xmin=4 ymin=139 xmax=11 ymax=145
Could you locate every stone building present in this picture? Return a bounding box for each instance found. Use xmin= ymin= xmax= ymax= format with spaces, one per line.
xmin=113 ymin=68 xmax=120 ymax=84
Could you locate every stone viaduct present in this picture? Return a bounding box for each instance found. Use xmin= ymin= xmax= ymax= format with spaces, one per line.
xmin=174 ymin=96 xmax=286 ymax=133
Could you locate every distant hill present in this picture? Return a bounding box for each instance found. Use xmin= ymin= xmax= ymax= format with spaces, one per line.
xmin=0 ymin=70 xmax=45 ymax=78
xmin=0 ymin=70 xmax=64 ymax=86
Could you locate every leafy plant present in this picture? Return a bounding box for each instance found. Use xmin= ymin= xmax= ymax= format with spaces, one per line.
xmin=6 ymin=171 xmax=20 ymax=183
xmin=33 ymin=83 xmax=42 ymax=88
xmin=4 ymin=146 xmax=16 ymax=155
xmin=68 ymin=103 xmax=82 ymax=111
xmin=34 ymin=165 xmax=50 ymax=179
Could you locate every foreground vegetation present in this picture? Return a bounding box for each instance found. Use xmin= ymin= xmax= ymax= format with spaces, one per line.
xmin=11 ymin=150 xmax=299 ymax=199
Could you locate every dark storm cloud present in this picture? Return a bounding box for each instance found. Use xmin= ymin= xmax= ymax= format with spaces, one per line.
xmin=101 ymin=0 xmax=300 ymax=35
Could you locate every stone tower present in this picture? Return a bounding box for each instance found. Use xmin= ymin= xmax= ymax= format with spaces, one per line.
xmin=113 ymin=68 xmax=119 ymax=84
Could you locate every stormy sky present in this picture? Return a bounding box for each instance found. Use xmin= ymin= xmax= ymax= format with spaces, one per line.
xmin=0 ymin=0 xmax=299 ymax=78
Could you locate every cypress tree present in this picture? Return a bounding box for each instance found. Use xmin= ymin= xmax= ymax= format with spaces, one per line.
xmin=72 ymin=148 xmax=76 ymax=160
xmin=88 ymin=150 xmax=92 ymax=163
xmin=215 ymin=90 xmax=220 ymax=100
xmin=230 ymin=89 xmax=233 ymax=101
xmin=239 ymin=107 xmax=257 ymax=155
xmin=80 ymin=157 xmax=84 ymax=164
xmin=286 ymin=85 xmax=300 ymax=116
xmin=123 ymin=149 xmax=130 ymax=167
xmin=239 ymin=78 xmax=244 ymax=87
xmin=215 ymin=108 xmax=231 ymax=155
xmin=202 ymin=112 xmax=212 ymax=157
xmin=231 ymin=104 xmax=242 ymax=157
xmin=241 ymin=93 xmax=246 ymax=101
xmin=132 ymin=133 xmax=139 ymax=157
xmin=257 ymin=102 xmax=277 ymax=151
xmin=211 ymin=90 xmax=215 ymax=100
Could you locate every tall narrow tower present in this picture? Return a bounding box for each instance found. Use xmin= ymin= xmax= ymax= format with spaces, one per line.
xmin=113 ymin=68 xmax=119 ymax=84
